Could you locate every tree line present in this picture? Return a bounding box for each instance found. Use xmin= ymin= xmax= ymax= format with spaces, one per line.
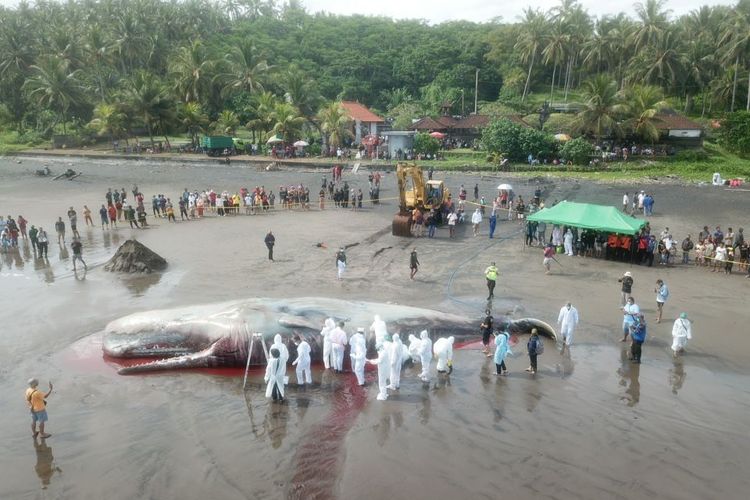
xmin=0 ymin=0 xmax=748 ymax=147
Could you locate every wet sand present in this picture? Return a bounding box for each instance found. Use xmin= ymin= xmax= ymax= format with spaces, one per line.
xmin=1 ymin=155 xmax=749 ymax=499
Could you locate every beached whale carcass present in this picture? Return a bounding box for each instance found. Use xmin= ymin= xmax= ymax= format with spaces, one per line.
xmin=102 ymin=297 xmax=556 ymax=374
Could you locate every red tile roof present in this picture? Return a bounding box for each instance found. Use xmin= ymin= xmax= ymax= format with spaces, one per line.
xmin=653 ymin=113 xmax=702 ymax=131
xmin=453 ymin=114 xmax=491 ymax=129
xmin=412 ymin=117 xmax=449 ymax=130
xmin=340 ymin=101 xmax=384 ymax=123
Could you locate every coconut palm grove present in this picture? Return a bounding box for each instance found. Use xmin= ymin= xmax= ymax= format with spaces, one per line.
xmin=1 ymin=0 xmax=750 ymax=169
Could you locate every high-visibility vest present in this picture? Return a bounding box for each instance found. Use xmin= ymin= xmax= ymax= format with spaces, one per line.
xmin=486 ymin=266 xmax=498 ymax=281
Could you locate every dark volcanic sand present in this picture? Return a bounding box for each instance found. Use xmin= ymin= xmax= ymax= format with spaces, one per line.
xmin=1 ymin=155 xmax=749 ymax=499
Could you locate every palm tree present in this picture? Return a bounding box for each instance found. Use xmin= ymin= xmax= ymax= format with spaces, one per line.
xmin=573 ymin=75 xmax=622 ymax=141
xmin=281 ymin=65 xmax=322 ymax=127
xmin=216 ymin=42 xmax=271 ymax=98
xmin=514 ymin=8 xmax=547 ymax=103
xmin=268 ymin=102 xmax=304 ymax=144
xmin=542 ymin=24 xmax=567 ymax=99
xmin=245 ymin=91 xmax=278 ymax=142
xmin=630 ymin=27 xmax=684 ymax=90
xmin=88 ymin=103 xmax=128 ymax=147
xmin=631 ymin=0 xmax=671 ymax=52
xmin=23 ymin=56 xmax=84 ymax=134
xmin=317 ymin=102 xmax=353 ymax=149
xmin=618 ymin=84 xmax=668 ymax=143
xmin=179 ymin=101 xmax=209 ymax=146
xmin=212 ymin=110 xmax=240 ymax=135
xmin=169 ymin=39 xmax=215 ymax=103
xmin=122 ymin=72 xmax=176 ymax=146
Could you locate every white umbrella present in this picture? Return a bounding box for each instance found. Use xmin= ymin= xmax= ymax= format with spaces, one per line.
xmin=293 ymin=140 xmax=309 ymax=147
xmin=266 ymin=135 xmax=283 ymax=144
xmin=497 ymin=183 xmax=513 ymax=191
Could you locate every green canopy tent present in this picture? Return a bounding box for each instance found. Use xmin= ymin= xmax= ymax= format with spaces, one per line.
xmin=527 ymin=201 xmax=646 ymax=235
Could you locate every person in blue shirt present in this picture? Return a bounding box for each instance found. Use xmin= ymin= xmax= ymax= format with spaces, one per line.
xmin=494 ymin=330 xmax=512 ymax=375
xmin=630 ymin=314 xmax=647 ymax=364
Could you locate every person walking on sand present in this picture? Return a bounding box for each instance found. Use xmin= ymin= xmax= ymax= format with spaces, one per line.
xmin=485 ymin=262 xmax=498 ymax=300
xmin=67 ymin=207 xmax=80 ymax=239
xmin=654 ymin=279 xmax=669 ymax=323
xmin=618 ymin=271 xmax=634 ymax=306
xmin=526 ymin=328 xmax=542 ymax=375
xmin=70 ymin=238 xmax=87 ymax=271
xmin=471 ymin=208 xmax=482 ymax=237
xmin=621 ymin=296 xmax=640 ymax=342
xmin=671 ymin=313 xmax=692 ymax=356
xmin=447 ymin=210 xmax=458 ymax=238
xmin=543 ymin=243 xmax=556 ymax=274
xmin=26 ymin=379 xmax=53 ymax=438
xmin=488 ymin=210 xmax=497 ymax=239
xmin=480 ymin=309 xmax=493 ymax=355
xmin=36 ymin=228 xmax=49 ymax=258
xmin=410 ymin=248 xmax=419 ymax=279
xmin=264 ymin=230 xmax=275 ymax=261
xmin=557 ymin=302 xmax=579 ymax=351
xmin=54 ymin=217 xmax=65 ymax=244
xmin=83 ymin=205 xmax=93 ymax=227
xmin=336 ymin=247 xmax=347 ymax=280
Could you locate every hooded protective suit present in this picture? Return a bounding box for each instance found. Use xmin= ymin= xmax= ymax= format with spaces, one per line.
xmin=367 ymin=341 xmax=392 ymax=400
xmin=292 ymin=340 xmax=312 ymax=384
xmin=272 ymin=334 xmax=289 ymax=367
xmin=493 ymin=332 xmax=512 ymax=366
xmin=330 ymin=325 xmax=348 ymax=371
xmin=388 ymin=334 xmax=404 ymax=389
xmin=433 ymin=336 xmax=454 ymax=373
xmin=264 ymin=355 xmax=285 ymax=399
xmin=563 ymin=229 xmax=574 ymax=256
xmin=370 ymin=315 xmax=388 ymax=345
xmin=349 ymin=330 xmax=367 ymax=385
xmin=671 ymin=316 xmax=692 ymax=353
xmin=557 ymin=304 xmax=579 ymax=346
xmin=418 ymin=330 xmax=432 ymax=381
xmin=407 ymin=334 xmax=422 ymax=362
xmin=320 ymin=318 xmax=335 ymax=369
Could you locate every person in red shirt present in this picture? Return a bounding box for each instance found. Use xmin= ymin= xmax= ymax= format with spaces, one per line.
xmin=620 ymin=235 xmax=632 ymax=261
xmin=107 ymin=204 xmax=117 ymax=227
xmin=607 ymin=234 xmax=618 ymax=260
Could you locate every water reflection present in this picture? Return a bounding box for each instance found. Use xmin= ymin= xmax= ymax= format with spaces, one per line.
xmin=555 ymin=348 xmax=575 ymax=378
xmin=32 ymin=437 xmax=61 ymax=489
xmin=120 ymin=273 xmax=162 ymax=296
xmin=74 ymin=266 xmax=87 ymax=282
xmin=669 ymin=357 xmax=686 ymax=395
xmin=617 ymin=347 xmax=641 ymax=407
xmin=58 ymin=243 xmax=69 ymax=261
xmin=263 ymin=401 xmax=289 ymax=449
xmin=373 ymin=410 xmax=404 ymax=447
xmin=22 ymin=241 xmax=31 ymax=262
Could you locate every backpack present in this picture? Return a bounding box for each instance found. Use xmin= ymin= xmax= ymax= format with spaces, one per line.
xmin=530 ymin=338 xmax=544 ymax=355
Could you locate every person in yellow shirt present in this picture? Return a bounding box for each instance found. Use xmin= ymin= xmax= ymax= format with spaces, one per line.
xmin=485 ymin=262 xmax=499 ymax=300
xmin=25 ymin=378 xmax=53 ymax=438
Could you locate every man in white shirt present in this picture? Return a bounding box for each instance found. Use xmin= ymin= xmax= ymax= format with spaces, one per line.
xmin=471 ymin=208 xmax=482 ymax=237
xmin=447 ymin=211 xmax=458 ymax=238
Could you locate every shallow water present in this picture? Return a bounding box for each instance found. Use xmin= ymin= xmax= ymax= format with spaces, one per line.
xmin=2 ymin=155 xmax=750 ymax=499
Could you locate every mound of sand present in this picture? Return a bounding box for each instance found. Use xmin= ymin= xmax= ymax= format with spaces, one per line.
xmin=104 ymin=239 xmax=167 ymax=273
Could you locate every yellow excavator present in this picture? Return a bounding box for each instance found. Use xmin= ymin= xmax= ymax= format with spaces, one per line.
xmin=392 ymin=163 xmax=451 ymax=237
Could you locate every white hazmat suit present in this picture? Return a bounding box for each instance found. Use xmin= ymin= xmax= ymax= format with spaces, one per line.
xmin=557 ymin=304 xmax=579 ymax=346
xmin=370 ymin=315 xmax=388 ymax=345
xmin=418 ymin=330 xmax=433 ymax=381
xmin=433 ymin=336 xmax=454 ymax=373
xmin=367 ymin=341 xmax=392 ymax=400
xmin=320 ymin=318 xmax=335 ymax=369
xmin=563 ymin=229 xmax=574 ymax=256
xmin=330 ymin=324 xmax=348 ymax=372
xmin=292 ymin=340 xmax=312 ymax=385
xmin=388 ymin=334 xmax=404 ymax=389
xmin=264 ymin=356 xmax=285 ymax=399
xmin=671 ymin=317 xmax=692 ymax=353
xmin=349 ymin=330 xmax=367 ymax=385
xmin=407 ymin=334 xmax=422 ymax=362
xmin=271 ymin=334 xmax=289 ymax=372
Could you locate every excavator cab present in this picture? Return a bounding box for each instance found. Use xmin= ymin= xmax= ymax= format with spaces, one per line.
xmin=392 ymin=163 xmax=450 ymax=237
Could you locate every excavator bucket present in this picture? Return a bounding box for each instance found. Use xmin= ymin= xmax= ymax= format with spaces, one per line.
xmin=392 ymin=212 xmax=413 ymax=237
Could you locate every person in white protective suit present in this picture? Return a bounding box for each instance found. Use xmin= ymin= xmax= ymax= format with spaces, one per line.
xmin=407 ymin=334 xmax=422 ymax=362
xmin=388 ymin=333 xmax=404 ymax=390
xmin=671 ymin=312 xmax=692 ymax=356
xmin=271 ymin=334 xmax=289 ymax=369
xmin=418 ymin=330 xmax=432 ymax=382
xmin=369 ymin=314 xmax=388 ymax=345
xmin=350 ymin=327 xmax=367 ymax=385
xmin=433 ymin=336 xmax=454 ymax=374
xmin=563 ymin=228 xmax=574 ymax=256
xmin=330 ymin=321 xmax=348 ymax=373
xmin=320 ymin=318 xmax=335 ymax=370
xmin=264 ymin=348 xmax=285 ymax=401
xmin=557 ymin=302 xmax=579 ymax=350
xmin=367 ymin=338 xmax=392 ymax=400
xmin=291 ymin=335 xmax=312 ymax=385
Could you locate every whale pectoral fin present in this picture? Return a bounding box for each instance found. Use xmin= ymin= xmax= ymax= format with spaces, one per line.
xmin=277 ymin=314 xmax=320 ymax=330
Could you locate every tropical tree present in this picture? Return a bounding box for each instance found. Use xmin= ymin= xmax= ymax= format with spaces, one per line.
xmin=88 ymin=103 xmax=128 ymax=146
xmin=573 ymin=75 xmax=622 ymax=141
xmin=245 ymin=91 xmax=278 ymax=141
xmin=317 ymin=102 xmax=353 ymax=149
xmin=618 ymin=84 xmax=668 ymax=143
xmin=216 ymin=42 xmax=271 ymax=98
xmin=122 ymin=72 xmax=176 ymax=146
xmin=630 ymin=0 xmax=671 ymax=52
xmin=179 ymin=101 xmax=209 ymax=146
xmin=212 ymin=110 xmax=240 ymax=135
xmin=281 ymin=65 xmax=322 ymax=127
xmin=169 ymin=39 xmax=216 ymax=103
xmin=514 ymin=8 xmax=547 ymax=102
xmin=268 ymin=102 xmax=305 ymax=143
xmin=23 ymin=56 xmax=84 ymax=134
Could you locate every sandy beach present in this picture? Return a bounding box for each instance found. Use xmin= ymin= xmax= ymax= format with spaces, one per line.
xmin=1 ymin=154 xmax=749 ymax=499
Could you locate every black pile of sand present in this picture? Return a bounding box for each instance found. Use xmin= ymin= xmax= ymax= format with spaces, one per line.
xmin=104 ymin=239 xmax=167 ymax=273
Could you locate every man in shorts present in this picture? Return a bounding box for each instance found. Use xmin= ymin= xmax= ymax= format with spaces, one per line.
xmin=26 ymin=378 xmax=53 ymax=438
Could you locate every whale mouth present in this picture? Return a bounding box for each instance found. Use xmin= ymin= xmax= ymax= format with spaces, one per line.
xmin=102 ymin=330 xmax=209 ymax=358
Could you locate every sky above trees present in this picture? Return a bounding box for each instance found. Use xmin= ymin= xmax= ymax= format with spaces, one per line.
xmin=303 ymin=0 xmax=735 ymax=23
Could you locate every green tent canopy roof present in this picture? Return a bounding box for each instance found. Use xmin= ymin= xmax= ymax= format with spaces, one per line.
xmin=527 ymin=201 xmax=646 ymax=235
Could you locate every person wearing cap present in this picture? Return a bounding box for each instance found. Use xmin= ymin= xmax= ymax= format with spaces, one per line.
xmin=25 ymin=378 xmax=53 ymax=438
xmin=335 ymin=247 xmax=346 ymax=280
xmin=618 ymin=271 xmax=634 ymax=306
xmin=671 ymin=313 xmax=692 ymax=356
xmin=484 ymin=262 xmax=499 ymax=300
xmin=621 ymin=296 xmax=640 ymax=342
